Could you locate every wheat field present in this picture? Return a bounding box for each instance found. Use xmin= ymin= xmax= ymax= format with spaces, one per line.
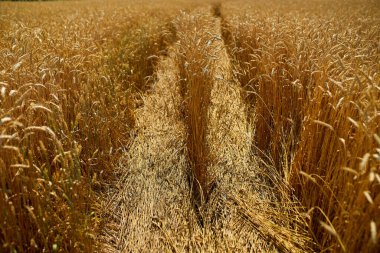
xmin=0 ymin=0 xmax=379 ymax=252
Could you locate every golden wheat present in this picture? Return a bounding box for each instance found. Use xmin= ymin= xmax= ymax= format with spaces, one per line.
xmin=0 ymin=1 xmax=185 ymax=252
xmin=222 ymin=0 xmax=380 ymax=251
xmin=1 ymin=0 xmax=379 ymax=252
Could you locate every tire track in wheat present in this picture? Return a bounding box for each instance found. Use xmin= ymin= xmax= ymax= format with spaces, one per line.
xmin=197 ymin=12 xmax=304 ymax=252
xmin=182 ymin=8 xmax=313 ymax=252
xmin=102 ymin=7 xmax=313 ymax=253
xmin=103 ymin=46 xmax=197 ymax=252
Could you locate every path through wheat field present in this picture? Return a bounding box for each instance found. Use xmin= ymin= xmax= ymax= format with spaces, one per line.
xmin=100 ymin=7 xmax=313 ymax=253
xmin=1 ymin=1 xmax=379 ymax=252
